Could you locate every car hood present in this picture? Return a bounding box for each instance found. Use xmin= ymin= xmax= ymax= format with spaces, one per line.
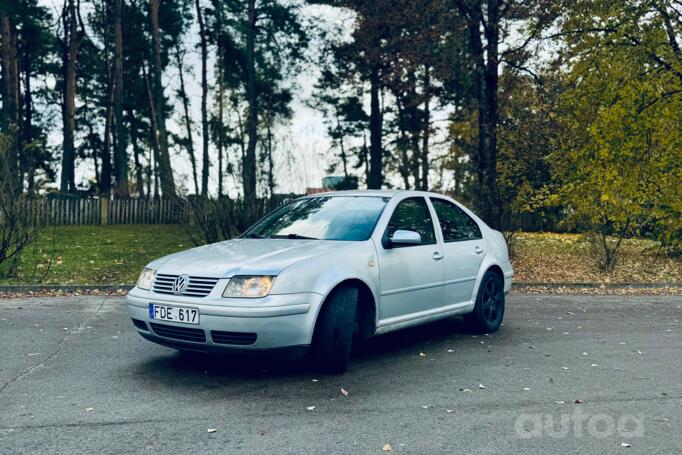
xmin=148 ymin=238 xmax=359 ymax=278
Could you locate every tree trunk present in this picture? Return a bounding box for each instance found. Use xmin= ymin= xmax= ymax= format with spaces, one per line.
xmin=465 ymin=0 xmax=502 ymax=228
xmin=22 ymin=37 xmax=34 ymax=192
xmin=100 ymin=38 xmax=114 ymax=197
xmin=420 ymin=65 xmax=431 ymax=191
xmin=367 ymin=65 xmax=382 ymax=189
xmin=59 ymin=0 xmax=82 ymax=194
xmin=175 ymin=47 xmax=199 ymax=194
xmin=266 ymin=114 xmax=274 ymax=197
xmin=130 ymin=121 xmax=145 ymax=198
xmin=149 ymin=0 xmax=175 ymax=197
xmin=1 ymin=12 xmax=20 ymax=187
xmin=112 ymin=0 xmax=129 ymax=198
xmin=482 ymin=0 xmax=501 ymax=228
xmin=142 ymin=60 xmax=162 ymax=198
xmin=394 ymin=94 xmax=411 ymax=189
xmin=196 ymin=0 xmax=209 ymax=197
xmin=217 ymin=52 xmax=225 ymax=197
xmin=243 ymin=0 xmax=258 ymax=206
xmin=334 ymin=108 xmax=349 ymax=178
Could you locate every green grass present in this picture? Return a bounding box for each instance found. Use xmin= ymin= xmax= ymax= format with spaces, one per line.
xmin=0 ymin=225 xmax=195 ymax=285
xmin=1 ymin=226 xmax=680 ymax=285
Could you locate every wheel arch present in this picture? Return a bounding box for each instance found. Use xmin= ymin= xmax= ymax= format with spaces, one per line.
xmin=485 ymin=264 xmax=504 ymax=282
xmin=314 ymin=278 xmax=378 ymax=340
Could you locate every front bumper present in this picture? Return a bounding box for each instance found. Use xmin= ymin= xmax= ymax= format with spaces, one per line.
xmin=127 ymin=287 xmax=324 ymax=355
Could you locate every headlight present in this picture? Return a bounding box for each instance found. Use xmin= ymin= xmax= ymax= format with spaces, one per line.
xmin=137 ymin=268 xmax=156 ymax=290
xmin=222 ymin=276 xmax=275 ymax=298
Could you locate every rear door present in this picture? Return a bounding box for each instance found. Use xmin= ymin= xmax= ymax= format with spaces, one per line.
xmin=430 ymin=198 xmax=485 ymax=305
xmin=376 ymin=197 xmax=445 ymax=321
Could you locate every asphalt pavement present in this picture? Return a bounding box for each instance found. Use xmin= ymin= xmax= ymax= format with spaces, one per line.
xmin=0 ymin=294 xmax=681 ymax=454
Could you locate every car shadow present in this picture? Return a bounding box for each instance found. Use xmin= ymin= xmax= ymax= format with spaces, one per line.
xmin=128 ymin=316 xmax=492 ymax=385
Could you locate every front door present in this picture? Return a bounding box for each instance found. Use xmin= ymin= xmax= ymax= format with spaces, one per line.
xmin=376 ymin=197 xmax=445 ymax=322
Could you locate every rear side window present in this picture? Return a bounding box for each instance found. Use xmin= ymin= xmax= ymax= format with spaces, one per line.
xmin=385 ymin=197 xmax=436 ymax=246
xmin=430 ymin=198 xmax=482 ymax=242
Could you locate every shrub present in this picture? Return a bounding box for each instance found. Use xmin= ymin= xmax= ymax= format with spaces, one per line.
xmin=182 ymin=196 xmax=274 ymax=246
xmin=0 ymin=136 xmax=47 ymax=276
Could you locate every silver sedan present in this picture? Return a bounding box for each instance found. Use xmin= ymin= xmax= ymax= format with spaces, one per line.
xmin=127 ymin=190 xmax=513 ymax=372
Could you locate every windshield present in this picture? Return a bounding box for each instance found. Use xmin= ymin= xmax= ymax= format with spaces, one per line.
xmin=244 ymin=196 xmax=389 ymax=241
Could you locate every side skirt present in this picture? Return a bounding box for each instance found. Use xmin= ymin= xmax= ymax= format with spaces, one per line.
xmin=374 ymin=301 xmax=474 ymax=336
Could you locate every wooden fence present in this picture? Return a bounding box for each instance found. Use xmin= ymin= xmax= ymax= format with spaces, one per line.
xmin=26 ymin=196 xmax=559 ymax=230
xmin=29 ymin=198 xmax=189 ymax=225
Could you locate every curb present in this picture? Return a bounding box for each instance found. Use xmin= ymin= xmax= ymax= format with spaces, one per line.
xmin=1 ymin=282 xmax=681 ymax=294
xmin=0 ymin=284 xmax=133 ymax=293
xmin=511 ymin=282 xmax=682 ymax=289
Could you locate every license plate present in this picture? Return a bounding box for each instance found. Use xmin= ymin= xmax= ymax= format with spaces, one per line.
xmin=149 ymin=303 xmax=199 ymax=325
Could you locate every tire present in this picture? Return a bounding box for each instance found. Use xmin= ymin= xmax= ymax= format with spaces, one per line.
xmin=465 ymin=271 xmax=505 ymax=333
xmin=311 ymin=286 xmax=358 ymax=374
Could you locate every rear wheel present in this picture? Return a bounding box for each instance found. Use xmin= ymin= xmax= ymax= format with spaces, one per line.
xmin=311 ymin=286 xmax=358 ymax=373
xmin=465 ymin=271 xmax=505 ymax=333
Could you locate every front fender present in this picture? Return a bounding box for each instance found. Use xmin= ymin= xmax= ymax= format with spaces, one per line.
xmin=270 ymin=241 xmax=381 ymax=314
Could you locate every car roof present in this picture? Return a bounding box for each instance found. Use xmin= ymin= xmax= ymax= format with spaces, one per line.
xmin=302 ymin=189 xmax=449 ymax=199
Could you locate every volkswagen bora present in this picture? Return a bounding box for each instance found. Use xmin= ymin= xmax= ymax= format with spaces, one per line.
xmin=127 ymin=190 xmax=513 ymax=372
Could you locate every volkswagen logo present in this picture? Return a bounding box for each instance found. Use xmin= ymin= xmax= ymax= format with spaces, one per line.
xmin=172 ymin=274 xmax=189 ymax=295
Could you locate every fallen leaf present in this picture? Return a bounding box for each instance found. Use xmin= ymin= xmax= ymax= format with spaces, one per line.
xmin=340 ymin=388 xmax=348 ymax=397
xmin=382 ymin=443 xmax=393 ymax=452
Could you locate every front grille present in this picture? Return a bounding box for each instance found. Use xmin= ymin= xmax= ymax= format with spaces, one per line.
xmin=152 ymin=273 xmax=219 ymax=297
xmin=211 ymin=330 xmax=257 ymax=346
xmin=131 ymin=318 xmax=148 ymax=331
xmin=150 ymin=322 xmax=206 ymax=343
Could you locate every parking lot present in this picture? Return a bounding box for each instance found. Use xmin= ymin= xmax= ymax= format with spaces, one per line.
xmin=1 ymin=293 xmax=680 ymax=454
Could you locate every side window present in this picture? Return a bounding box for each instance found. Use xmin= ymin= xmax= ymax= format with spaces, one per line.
xmin=430 ymin=198 xmax=482 ymax=241
xmin=385 ymin=197 xmax=436 ymax=246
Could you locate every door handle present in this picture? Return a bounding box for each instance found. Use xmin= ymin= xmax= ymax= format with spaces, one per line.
xmin=474 ymin=245 xmax=484 ymax=254
xmin=432 ymin=251 xmax=444 ymax=261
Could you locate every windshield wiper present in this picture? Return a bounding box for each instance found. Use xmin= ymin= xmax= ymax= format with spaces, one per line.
xmin=269 ymin=233 xmax=318 ymax=240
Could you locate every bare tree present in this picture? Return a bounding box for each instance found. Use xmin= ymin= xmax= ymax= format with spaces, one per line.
xmin=195 ymin=0 xmax=210 ymax=197
xmin=59 ymin=0 xmax=85 ymax=194
xmin=174 ymin=47 xmax=200 ymax=195
xmin=149 ymin=0 xmax=175 ymax=196
xmin=244 ymin=0 xmax=258 ymax=208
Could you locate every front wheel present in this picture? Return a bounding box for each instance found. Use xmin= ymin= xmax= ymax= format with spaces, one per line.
xmin=310 ymin=286 xmax=358 ymax=374
xmin=465 ymin=271 xmax=505 ymax=333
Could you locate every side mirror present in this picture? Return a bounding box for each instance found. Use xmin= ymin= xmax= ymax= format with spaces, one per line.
xmin=390 ymin=229 xmax=422 ymax=246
